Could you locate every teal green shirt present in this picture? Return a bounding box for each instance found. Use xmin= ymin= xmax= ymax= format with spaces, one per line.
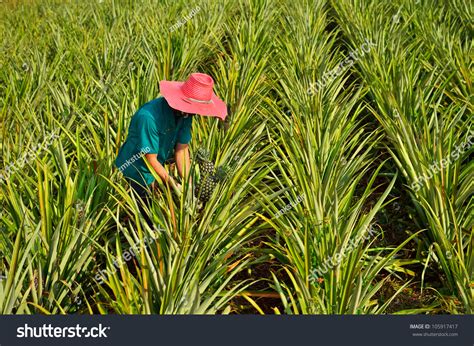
xmin=115 ymin=97 xmax=193 ymax=186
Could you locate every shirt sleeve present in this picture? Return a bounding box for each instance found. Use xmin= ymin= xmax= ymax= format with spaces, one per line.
xmin=177 ymin=116 xmax=193 ymax=144
xmin=136 ymin=112 xmax=160 ymax=154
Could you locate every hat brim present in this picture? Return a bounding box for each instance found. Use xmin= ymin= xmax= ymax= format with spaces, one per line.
xmin=159 ymin=80 xmax=228 ymax=120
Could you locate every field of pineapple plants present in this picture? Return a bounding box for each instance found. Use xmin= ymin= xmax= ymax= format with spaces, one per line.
xmin=0 ymin=0 xmax=472 ymax=316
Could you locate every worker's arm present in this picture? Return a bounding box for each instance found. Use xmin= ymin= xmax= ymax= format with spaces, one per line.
xmin=175 ymin=143 xmax=192 ymax=185
xmin=145 ymin=153 xmax=180 ymax=190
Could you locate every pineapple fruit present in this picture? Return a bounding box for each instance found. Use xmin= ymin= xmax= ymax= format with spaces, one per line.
xmin=195 ymin=148 xmax=228 ymax=203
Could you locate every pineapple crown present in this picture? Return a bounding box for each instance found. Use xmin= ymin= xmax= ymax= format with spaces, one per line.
xmin=196 ymin=148 xmax=210 ymax=162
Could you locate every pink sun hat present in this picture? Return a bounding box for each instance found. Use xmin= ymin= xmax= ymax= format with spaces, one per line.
xmin=159 ymin=73 xmax=228 ymax=120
